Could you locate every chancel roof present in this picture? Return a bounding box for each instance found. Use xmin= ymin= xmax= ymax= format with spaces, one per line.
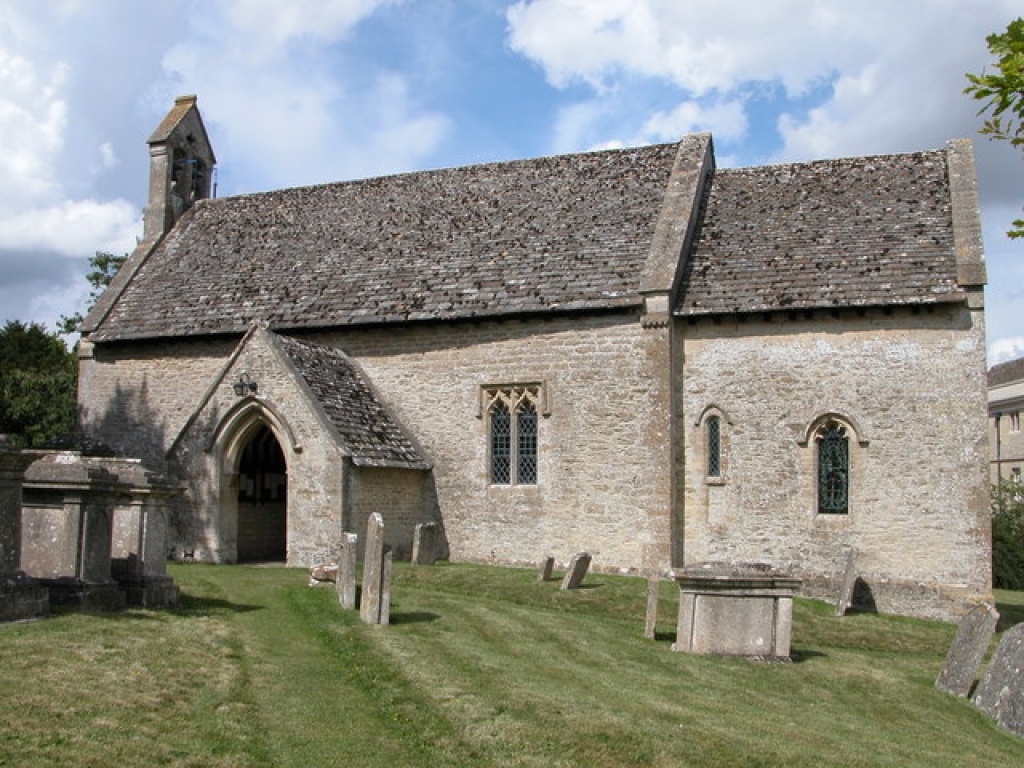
xmin=275 ymin=333 xmax=428 ymax=469
xmin=675 ymin=150 xmax=964 ymax=316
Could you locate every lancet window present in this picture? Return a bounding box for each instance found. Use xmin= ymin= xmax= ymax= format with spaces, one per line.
xmin=816 ymin=420 xmax=849 ymax=515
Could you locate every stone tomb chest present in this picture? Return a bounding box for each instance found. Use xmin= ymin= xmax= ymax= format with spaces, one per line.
xmin=672 ymin=562 xmax=801 ymax=660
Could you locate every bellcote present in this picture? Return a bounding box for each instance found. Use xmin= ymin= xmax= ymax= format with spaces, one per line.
xmin=143 ymin=95 xmax=216 ymax=241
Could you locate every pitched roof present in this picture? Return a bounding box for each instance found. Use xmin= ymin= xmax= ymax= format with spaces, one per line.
xmin=989 ymin=357 xmax=1024 ymax=388
xmin=90 ymin=143 xmax=680 ymax=342
xmin=275 ymin=333 xmax=428 ymax=469
xmin=675 ymin=150 xmax=964 ymax=316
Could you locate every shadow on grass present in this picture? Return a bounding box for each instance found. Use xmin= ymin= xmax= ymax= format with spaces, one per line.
xmin=995 ymin=600 xmax=1024 ymax=631
xmin=789 ymin=648 xmax=828 ymax=663
xmin=389 ymin=611 xmax=441 ymax=625
xmin=173 ymin=593 xmax=263 ymax=616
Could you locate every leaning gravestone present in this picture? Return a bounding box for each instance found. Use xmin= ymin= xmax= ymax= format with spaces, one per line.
xmin=411 ymin=522 xmax=437 ymax=566
xmin=973 ymin=623 xmax=1024 ymax=737
xmin=537 ymin=555 xmax=554 ymax=581
xmin=560 ymin=552 xmax=591 ymax=590
xmin=644 ymin=573 xmax=661 ymax=640
xmin=935 ymin=603 xmax=999 ymax=697
xmin=337 ymin=532 xmax=358 ymax=610
xmin=359 ymin=514 xmax=390 ymax=625
xmin=835 ymin=548 xmax=857 ymax=616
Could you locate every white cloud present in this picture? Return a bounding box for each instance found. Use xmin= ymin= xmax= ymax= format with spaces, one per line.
xmin=220 ymin=0 xmax=402 ymax=59
xmin=0 ymin=200 xmax=138 ymax=257
xmin=508 ymin=1 xmax=1022 ymax=160
xmin=157 ymin=0 xmax=448 ymax=192
xmin=643 ymin=99 xmax=747 ymax=143
xmin=989 ymin=337 xmax=1024 ymax=367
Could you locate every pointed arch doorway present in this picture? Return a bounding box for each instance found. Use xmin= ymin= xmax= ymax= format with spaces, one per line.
xmin=236 ymin=424 xmax=288 ymax=562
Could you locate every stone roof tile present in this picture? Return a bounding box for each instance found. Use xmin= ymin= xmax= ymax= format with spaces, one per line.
xmin=275 ymin=334 xmax=428 ymax=469
xmin=989 ymin=357 xmax=1024 ymax=388
xmin=91 ymin=144 xmax=680 ymax=341
xmin=676 ymin=150 xmax=964 ymax=316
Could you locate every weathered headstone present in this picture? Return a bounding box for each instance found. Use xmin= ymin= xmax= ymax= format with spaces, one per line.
xmin=411 ymin=522 xmax=438 ymax=566
xmin=336 ymin=532 xmax=357 ymax=610
xmin=835 ymin=548 xmax=857 ymax=616
xmin=973 ymin=622 xmax=1024 ymax=737
xmin=537 ymin=555 xmax=555 ymax=581
xmin=358 ymin=514 xmax=391 ymax=625
xmin=107 ymin=459 xmax=179 ymax=608
xmin=644 ymin=573 xmax=661 ymax=640
xmin=0 ymin=437 xmax=48 ymax=623
xmin=672 ymin=562 xmax=801 ymax=660
xmin=935 ymin=603 xmax=999 ymax=697
xmin=560 ymin=552 xmax=591 ymax=590
xmin=22 ymin=453 xmax=126 ymax=611
xmin=379 ymin=547 xmax=393 ymax=625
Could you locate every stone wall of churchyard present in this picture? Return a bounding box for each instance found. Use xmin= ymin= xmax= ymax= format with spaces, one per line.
xmin=78 ymin=337 xmax=237 ymax=469
xmin=679 ymin=304 xmax=991 ymax=620
xmin=305 ymin=309 xmax=674 ymax=573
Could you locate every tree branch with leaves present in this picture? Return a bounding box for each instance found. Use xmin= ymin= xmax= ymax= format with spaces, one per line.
xmin=965 ymin=17 xmax=1024 ymax=238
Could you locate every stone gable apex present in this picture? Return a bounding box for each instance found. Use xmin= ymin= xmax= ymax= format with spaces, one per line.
xmin=168 ymin=326 xmax=428 ymax=470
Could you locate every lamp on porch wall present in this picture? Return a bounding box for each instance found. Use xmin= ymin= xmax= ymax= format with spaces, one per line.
xmin=232 ymin=373 xmax=258 ymax=397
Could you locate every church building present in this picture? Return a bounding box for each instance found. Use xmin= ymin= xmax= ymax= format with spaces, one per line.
xmin=77 ymin=96 xmax=991 ymax=620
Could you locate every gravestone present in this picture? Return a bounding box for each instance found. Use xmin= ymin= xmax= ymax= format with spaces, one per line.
xmin=560 ymin=552 xmax=591 ymax=590
xmin=835 ymin=548 xmax=857 ymax=616
xmin=379 ymin=547 xmax=393 ymax=625
xmin=972 ymin=623 xmax=1024 ymax=737
xmin=411 ymin=522 xmax=438 ymax=565
xmin=336 ymin=532 xmax=358 ymax=610
xmin=106 ymin=459 xmax=179 ymax=608
xmin=537 ymin=555 xmax=554 ymax=581
xmin=935 ymin=603 xmax=999 ymax=697
xmin=644 ymin=573 xmax=661 ymax=640
xmin=673 ymin=562 xmax=801 ymax=660
xmin=0 ymin=437 xmax=48 ymax=623
xmin=22 ymin=453 xmax=126 ymax=611
xmin=359 ymin=514 xmax=390 ymax=625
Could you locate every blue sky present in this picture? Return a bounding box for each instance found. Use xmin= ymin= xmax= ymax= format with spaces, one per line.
xmin=1 ymin=0 xmax=1021 ymax=362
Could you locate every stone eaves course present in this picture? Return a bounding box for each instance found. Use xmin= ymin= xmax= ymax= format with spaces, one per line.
xmin=275 ymin=333 xmax=428 ymax=470
xmin=676 ymin=150 xmax=963 ymax=316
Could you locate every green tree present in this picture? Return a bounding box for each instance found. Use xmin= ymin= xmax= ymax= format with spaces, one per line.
xmin=965 ymin=17 xmax=1024 ymax=238
xmin=58 ymin=250 xmax=128 ymax=335
xmin=992 ymin=479 xmax=1024 ymax=590
xmin=0 ymin=321 xmax=76 ymax=447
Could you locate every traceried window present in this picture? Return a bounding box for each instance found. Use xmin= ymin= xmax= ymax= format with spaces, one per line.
xmin=484 ymin=384 xmax=543 ymax=486
xmin=706 ymin=414 xmax=722 ymax=478
xmin=816 ymin=421 xmax=849 ymax=515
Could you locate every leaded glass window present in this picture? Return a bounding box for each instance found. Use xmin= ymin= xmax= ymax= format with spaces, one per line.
xmin=707 ymin=415 xmax=721 ymax=478
xmin=490 ymin=401 xmax=512 ymax=484
xmin=485 ymin=384 xmax=542 ymax=486
xmin=517 ymin=401 xmax=538 ymax=484
xmin=817 ymin=422 xmax=849 ymax=514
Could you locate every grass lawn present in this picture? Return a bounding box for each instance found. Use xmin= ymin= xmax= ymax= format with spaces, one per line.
xmin=1 ymin=563 xmax=1022 ymax=767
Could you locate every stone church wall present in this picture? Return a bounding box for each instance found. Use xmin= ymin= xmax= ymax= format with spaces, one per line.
xmin=680 ymin=304 xmax=991 ymax=620
xmin=305 ymin=309 xmax=673 ymax=572
xmin=77 ymin=338 xmax=236 ymax=469
xmin=346 ymin=467 xmax=437 ymax=561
